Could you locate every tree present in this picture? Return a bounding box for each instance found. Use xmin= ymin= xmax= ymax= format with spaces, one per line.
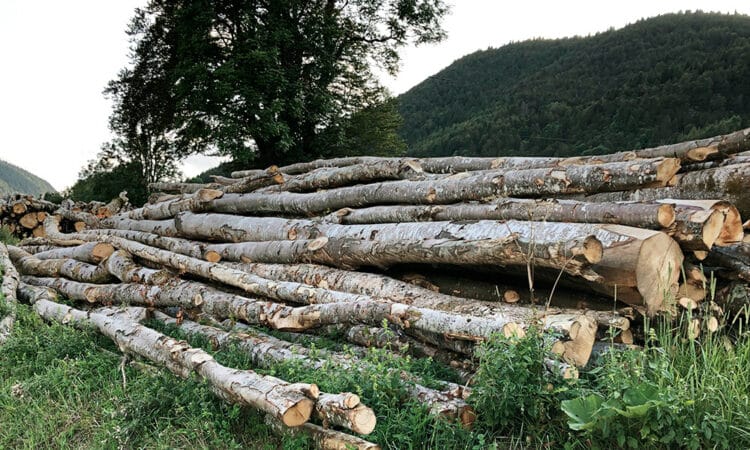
xmin=113 ymin=0 xmax=448 ymax=167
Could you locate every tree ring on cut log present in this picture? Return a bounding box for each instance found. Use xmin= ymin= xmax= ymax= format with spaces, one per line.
xmin=281 ymin=398 xmax=315 ymax=427
xmin=657 ymin=203 xmax=676 ymax=228
xmin=655 ymin=158 xmax=681 ymax=182
xmin=582 ymin=236 xmax=603 ymax=264
xmin=635 ymin=232 xmax=683 ymax=313
xmin=700 ymin=210 xmax=726 ymax=249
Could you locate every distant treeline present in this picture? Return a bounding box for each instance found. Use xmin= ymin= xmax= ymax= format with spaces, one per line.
xmin=398 ymin=12 xmax=750 ymax=157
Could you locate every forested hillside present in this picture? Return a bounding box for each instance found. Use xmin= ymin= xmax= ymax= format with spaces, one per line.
xmin=0 ymin=159 xmax=55 ymax=196
xmin=398 ymin=12 xmax=750 ymax=157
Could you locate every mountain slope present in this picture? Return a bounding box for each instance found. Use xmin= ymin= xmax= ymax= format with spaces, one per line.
xmin=397 ymin=12 xmax=750 ymax=157
xmin=0 ymin=159 xmax=56 ymax=196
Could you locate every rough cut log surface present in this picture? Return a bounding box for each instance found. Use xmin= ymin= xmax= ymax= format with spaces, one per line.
xmin=265 ymin=414 xmax=381 ymax=450
xmin=28 ymin=291 xmax=317 ymax=427
xmin=332 ymin=199 xmax=676 ymax=230
xmin=0 ymin=243 xmax=20 ymax=344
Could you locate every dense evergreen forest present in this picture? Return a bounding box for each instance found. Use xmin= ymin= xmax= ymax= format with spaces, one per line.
xmin=398 ymin=12 xmax=750 ymax=157
xmin=0 ymin=159 xmax=55 ymax=196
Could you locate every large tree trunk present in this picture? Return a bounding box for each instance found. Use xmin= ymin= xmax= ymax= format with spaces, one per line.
xmin=25 ymin=288 xmax=317 ymax=427
xmin=186 ymin=216 xmax=604 ymax=274
xmin=0 ymin=243 xmax=20 ymax=344
xmin=330 ymin=199 xmax=676 ymax=229
xmin=205 ymin=158 xmax=680 ymax=216
xmin=76 ymin=228 xmax=220 ymax=261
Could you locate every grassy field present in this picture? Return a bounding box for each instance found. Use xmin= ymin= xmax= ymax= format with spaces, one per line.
xmin=2 ymin=234 xmax=750 ymax=448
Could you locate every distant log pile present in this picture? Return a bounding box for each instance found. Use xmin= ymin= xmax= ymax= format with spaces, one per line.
xmin=2 ymin=127 xmax=750 ymax=447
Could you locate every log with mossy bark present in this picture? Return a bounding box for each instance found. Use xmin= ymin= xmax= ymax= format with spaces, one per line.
xmin=329 ymin=199 xmax=677 ymax=230
xmin=0 ymin=243 xmax=20 ymax=344
xmin=25 ymin=289 xmax=319 ymax=427
xmin=204 ymin=158 xmax=680 ymax=216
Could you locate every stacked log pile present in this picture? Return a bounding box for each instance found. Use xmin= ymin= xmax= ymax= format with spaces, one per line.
xmin=2 ymin=128 xmax=750 ymax=447
xmin=0 ymin=192 xmax=129 ymax=238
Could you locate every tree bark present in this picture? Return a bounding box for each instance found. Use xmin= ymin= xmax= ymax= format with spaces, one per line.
xmin=152 ymin=312 xmax=474 ymax=427
xmin=106 ymin=250 xmax=173 ymax=285
xmin=193 ymin=217 xmax=604 ymax=273
xmin=32 ymin=241 xmax=115 ymax=264
xmin=222 ymin=166 xmax=285 ymax=194
xmin=102 ymin=216 xmax=180 ymax=237
xmin=148 ymin=182 xmax=223 ymax=194
xmin=331 ymin=199 xmax=676 ymax=229
xmin=704 ymin=244 xmax=750 ymax=282
xmin=584 ymin=163 xmax=750 ymax=219
xmin=665 ymin=206 xmax=725 ymax=253
xmin=265 ymin=415 xmax=381 ymax=450
xmin=127 ymin=189 xmax=224 ymax=220
xmin=204 ymin=158 xmax=680 ymax=216
xmin=9 ymin=246 xmax=113 ymax=284
xmin=27 ymin=292 xmax=317 ymax=427
xmin=0 ymin=243 xmax=20 ymax=344
xmin=76 ymin=228 xmax=219 ymax=261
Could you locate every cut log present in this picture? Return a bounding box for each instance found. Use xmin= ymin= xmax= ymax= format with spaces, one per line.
xmin=265 ymin=415 xmax=381 ymax=450
xmin=106 ymin=250 xmax=173 ymax=285
xmin=586 ymin=226 xmax=683 ymax=314
xmin=32 ymin=242 xmax=115 ymax=264
xmin=19 ymin=213 xmax=39 ymax=229
xmin=0 ymin=243 xmax=20 ymax=344
xmin=96 ymin=191 xmax=129 ymax=218
xmin=26 ymin=292 xmax=317 ymax=427
xmin=314 ymin=393 xmax=377 ymax=435
xmin=8 ymin=246 xmax=113 ymax=284
xmin=148 ymin=182 xmax=223 ymax=194
xmin=199 ymin=218 xmax=605 ymax=276
xmin=666 ymin=206 xmax=725 ymax=253
xmin=127 ymin=189 xmax=224 ymax=220
xmin=77 ymin=228 xmax=219 ymax=261
xmin=102 ymin=216 xmax=179 ymax=237
xmin=205 ymin=158 xmax=680 ymax=216
xmin=704 ymin=244 xmax=750 ymax=282
xmin=222 ymin=166 xmax=285 ymax=194
xmin=261 ymin=160 xmax=424 ymax=193
xmin=332 ymin=199 xmax=676 ymax=230
xmin=584 ymin=164 xmax=750 ymax=219
xmin=152 ymin=312 xmax=474 ymax=426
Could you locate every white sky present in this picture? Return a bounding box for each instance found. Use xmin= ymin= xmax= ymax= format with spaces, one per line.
xmin=1 ymin=1 xmax=749 ymax=191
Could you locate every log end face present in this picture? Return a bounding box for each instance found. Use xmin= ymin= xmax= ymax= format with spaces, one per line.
xmin=657 ymin=204 xmax=677 ymax=228
xmin=204 ymin=251 xmax=222 ymax=263
xmin=655 ymin=158 xmax=681 ymax=183
xmin=582 ymin=236 xmax=603 ymax=264
xmin=352 ymin=406 xmax=378 ymax=435
xmin=686 ymin=146 xmax=719 ymax=162
xmin=92 ymin=243 xmax=115 ymax=262
xmin=281 ymin=398 xmax=314 ymax=427
xmin=701 ymin=210 xmax=725 ymax=250
xmin=636 ymin=232 xmax=684 ymax=315
xmin=715 ymin=204 xmax=744 ymax=246
xmin=459 ymin=406 xmax=477 ymax=429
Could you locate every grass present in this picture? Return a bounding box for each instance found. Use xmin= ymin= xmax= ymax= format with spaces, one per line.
xmin=2 ymin=261 xmax=750 ymax=448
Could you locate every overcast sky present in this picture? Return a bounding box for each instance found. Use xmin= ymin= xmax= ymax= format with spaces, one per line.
xmin=2 ymin=1 xmax=749 ymax=191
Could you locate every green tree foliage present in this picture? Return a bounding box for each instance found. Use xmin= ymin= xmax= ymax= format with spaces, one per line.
xmin=113 ymin=0 xmax=447 ymax=167
xmin=68 ymin=160 xmax=148 ymax=206
xmin=398 ymin=12 xmax=750 ymax=157
xmin=0 ymin=159 xmax=55 ymax=196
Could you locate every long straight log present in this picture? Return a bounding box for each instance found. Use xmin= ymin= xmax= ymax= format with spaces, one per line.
xmin=76 ymin=228 xmax=220 ymax=261
xmin=331 ymin=199 xmax=676 ymax=229
xmin=0 ymin=243 xmax=20 ymax=344
xmin=261 ymin=160 xmax=424 ymax=193
xmin=32 ymin=242 xmax=115 ymax=264
xmin=223 ymin=166 xmax=284 ymax=194
xmin=127 ymin=189 xmax=224 ymax=220
xmin=265 ymin=415 xmax=381 ymax=450
xmin=8 ymin=246 xmax=113 ymax=283
xmin=148 ymin=182 xmax=222 ymax=194
xmin=584 ymin=163 xmax=750 ymax=219
xmin=102 ymin=216 xmax=180 ymax=237
xmin=153 ymin=312 xmax=474 ymax=427
xmin=189 ymin=217 xmax=604 ymax=275
xmin=206 ymin=158 xmax=680 ymax=216
xmin=106 ymin=250 xmax=173 ymax=285
xmin=25 ymin=288 xmax=317 ymax=427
